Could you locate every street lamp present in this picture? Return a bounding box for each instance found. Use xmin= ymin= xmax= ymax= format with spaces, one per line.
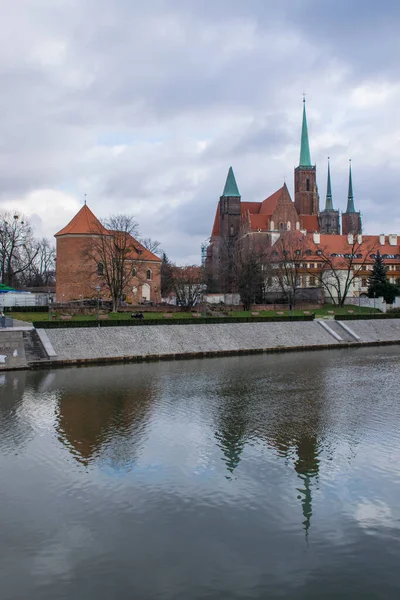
xmin=202 ymin=283 xmax=207 ymax=319
xmin=48 ymin=289 xmax=51 ymax=321
xmin=95 ymin=285 xmax=101 ymax=324
xmin=358 ymin=282 xmax=361 ymax=314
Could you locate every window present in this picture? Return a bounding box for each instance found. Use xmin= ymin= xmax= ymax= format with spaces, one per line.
xmin=361 ymin=279 xmax=367 ymax=287
xmin=230 ymin=225 xmax=234 ymax=236
xmin=310 ymin=263 xmax=315 ymax=269
xmin=132 ymin=267 xmax=137 ymax=277
xmin=309 ymin=276 xmax=316 ymax=286
xmin=306 ymin=178 xmax=310 ymax=191
xmin=146 ymin=269 xmax=152 ymax=281
xmin=317 ymin=263 xmax=322 ymax=268
xmin=305 ymin=249 xmax=312 ymax=256
xmin=97 ymin=262 xmax=104 ymax=276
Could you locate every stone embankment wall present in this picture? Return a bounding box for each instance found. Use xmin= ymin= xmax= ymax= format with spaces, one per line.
xmin=2 ymin=319 xmax=400 ymax=370
xmin=38 ymin=319 xmax=400 ymax=367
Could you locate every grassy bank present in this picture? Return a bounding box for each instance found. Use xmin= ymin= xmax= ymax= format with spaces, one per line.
xmin=10 ymin=306 xmax=379 ymax=323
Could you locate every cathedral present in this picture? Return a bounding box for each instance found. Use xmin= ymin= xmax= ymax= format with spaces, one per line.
xmin=207 ymin=100 xmax=400 ymax=300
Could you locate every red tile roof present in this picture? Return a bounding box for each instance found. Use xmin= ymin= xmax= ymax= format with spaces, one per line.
xmin=259 ymin=188 xmax=283 ymax=215
xmin=55 ymin=205 xmax=161 ymax=262
xmin=55 ymin=204 xmax=108 ymax=236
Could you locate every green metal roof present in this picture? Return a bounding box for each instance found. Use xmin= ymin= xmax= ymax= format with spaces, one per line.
xmin=222 ymin=166 xmax=240 ymax=197
xmin=299 ymin=99 xmax=312 ymax=168
xmin=325 ymin=158 xmax=333 ymax=210
xmin=345 ymin=160 xmax=356 ymax=213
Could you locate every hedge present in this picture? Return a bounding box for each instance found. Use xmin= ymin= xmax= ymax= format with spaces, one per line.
xmin=335 ymin=313 xmax=400 ymax=320
xmin=5 ymin=305 xmax=48 ymax=313
xmin=32 ymin=314 xmax=315 ymax=329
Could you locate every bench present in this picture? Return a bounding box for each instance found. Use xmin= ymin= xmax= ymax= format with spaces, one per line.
xmin=60 ymin=315 xmax=72 ymax=321
xmin=347 ymin=310 xmax=354 ymax=314
xmin=163 ymin=313 xmax=173 ymax=318
xmin=251 ymin=311 xmax=259 ymax=316
xmin=276 ymin=311 xmax=284 ymax=315
xmin=99 ymin=314 xmax=109 ymax=320
xmin=191 ymin=313 xmax=202 ymax=318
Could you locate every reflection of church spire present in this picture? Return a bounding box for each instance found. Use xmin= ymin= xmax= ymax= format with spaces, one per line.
xmin=294 ymin=436 xmax=321 ymax=542
xmin=215 ymin=423 xmax=246 ymax=479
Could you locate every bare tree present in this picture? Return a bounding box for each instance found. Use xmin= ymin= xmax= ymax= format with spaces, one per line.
xmin=312 ymin=237 xmax=378 ymax=306
xmin=84 ymin=214 xmax=140 ymax=312
xmin=0 ymin=210 xmax=39 ymax=286
xmin=139 ymin=237 xmax=163 ymax=257
xmin=161 ymin=253 xmax=174 ymax=298
xmin=21 ymin=238 xmax=56 ymax=287
xmin=272 ymin=231 xmax=307 ymax=309
xmin=171 ymin=265 xmax=205 ymax=309
xmin=232 ymin=235 xmax=271 ymax=311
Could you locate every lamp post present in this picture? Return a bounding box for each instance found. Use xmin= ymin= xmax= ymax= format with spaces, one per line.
xmin=48 ymin=289 xmax=51 ymax=321
xmin=202 ymin=283 xmax=207 ymax=319
xmin=95 ymin=285 xmax=101 ymax=324
xmin=358 ymin=282 xmax=361 ymax=314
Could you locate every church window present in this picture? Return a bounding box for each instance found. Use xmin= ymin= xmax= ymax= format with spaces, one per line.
xmin=306 ymin=178 xmax=310 ymax=191
xmin=146 ymin=269 xmax=152 ymax=281
xmin=132 ymin=267 xmax=137 ymax=277
xmin=97 ymin=262 xmax=104 ymax=276
xmin=279 ymin=222 xmax=284 ymax=231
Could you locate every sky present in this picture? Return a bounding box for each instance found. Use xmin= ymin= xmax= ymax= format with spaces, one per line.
xmin=1 ymin=0 xmax=400 ymax=264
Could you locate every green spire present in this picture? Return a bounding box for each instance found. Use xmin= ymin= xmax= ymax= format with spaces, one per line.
xmin=346 ymin=160 xmax=356 ymax=213
xmin=222 ymin=166 xmax=240 ymax=197
xmin=299 ymin=98 xmax=312 ymax=167
xmin=325 ymin=157 xmax=333 ymax=210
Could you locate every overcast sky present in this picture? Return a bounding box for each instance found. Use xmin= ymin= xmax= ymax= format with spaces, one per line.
xmin=1 ymin=0 xmax=400 ymax=263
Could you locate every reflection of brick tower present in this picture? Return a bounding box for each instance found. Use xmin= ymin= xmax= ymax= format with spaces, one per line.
xmin=294 ymin=99 xmax=319 ymax=217
xmin=342 ymin=160 xmax=362 ymax=235
xmin=319 ymin=158 xmax=340 ymax=234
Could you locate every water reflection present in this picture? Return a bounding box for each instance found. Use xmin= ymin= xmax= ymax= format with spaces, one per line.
xmin=2 ymin=349 xmax=400 ymax=600
xmin=54 ymin=367 xmax=154 ymax=469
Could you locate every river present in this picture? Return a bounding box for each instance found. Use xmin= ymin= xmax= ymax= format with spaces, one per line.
xmin=1 ymin=347 xmax=400 ymax=599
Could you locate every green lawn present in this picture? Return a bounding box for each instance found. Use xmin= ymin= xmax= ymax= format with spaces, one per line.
xmin=10 ymin=305 xmax=380 ymax=323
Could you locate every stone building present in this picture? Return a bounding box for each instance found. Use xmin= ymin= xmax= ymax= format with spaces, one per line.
xmin=55 ymin=203 xmax=161 ymax=304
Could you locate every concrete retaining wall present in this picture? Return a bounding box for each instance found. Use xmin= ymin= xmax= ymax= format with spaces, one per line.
xmin=3 ymin=319 xmax=400 ymax=370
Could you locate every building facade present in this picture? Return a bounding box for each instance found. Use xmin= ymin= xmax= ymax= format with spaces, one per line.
xmin=207 ymin=100 xmax=399 ymax=301
xmin=55 ymin=204 xmax=161 ymax=304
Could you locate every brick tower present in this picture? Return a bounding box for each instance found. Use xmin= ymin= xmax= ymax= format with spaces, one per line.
xmin=342 ymin=160 xmax=362 ymax=235
xmin=219 ymin=166 xmax=241 ymax=241
xmin=294 ymin=99 xmax=319 ymax=217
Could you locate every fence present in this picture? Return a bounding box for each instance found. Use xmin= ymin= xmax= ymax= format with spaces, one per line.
xmin=0 ymin=293 xmax=49 ymax=308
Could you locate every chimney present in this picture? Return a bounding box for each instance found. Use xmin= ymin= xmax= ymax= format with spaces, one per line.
xmin=313 ymin=232 xmax=320 ymax=244
xmin=379 ymin=234 xmax=385 ymax=246
xmin=389 ymin=234 xmax=397 ymax=246
xmin=347 ymin=233 xmax=354 ymax=245
xmin=357 ymin=234 xmax=362 ymax=244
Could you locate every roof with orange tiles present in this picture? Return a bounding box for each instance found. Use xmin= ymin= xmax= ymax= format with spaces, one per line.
xmin=56 ymin=205 xmax=161 ymax=262
xmin=259 ymin=187 xmax=284 ymax=215
xmin=55 ymin=204 xmax=108 ymax=236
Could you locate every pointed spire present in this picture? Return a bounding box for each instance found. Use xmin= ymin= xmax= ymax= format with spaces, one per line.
xmin=346 ymin=159 xmax=356 ymax=213
xmin=325 ymin=157 xmax=333 ymax=210
xmin=299 ymin=97 xmax=312 ymax=167
xmin=222 ymin=166 xmax=240 ymax=197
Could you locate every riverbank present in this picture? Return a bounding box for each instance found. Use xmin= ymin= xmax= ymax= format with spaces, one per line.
xmin=1 ymin=318 xmax=400 ymax=371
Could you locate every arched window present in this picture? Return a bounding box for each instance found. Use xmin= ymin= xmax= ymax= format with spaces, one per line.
xmin=97 ymin=262 xmax=104 ymax=276
xmin=306 ymin=178 xmax=310 ymax=191
xmin=146 ymin=269 xmax=152 ymax=281
xmin=279 ymin=222 xmax=284 ymax=231
xmin=132 ymin=267 xmax=137 ymax=277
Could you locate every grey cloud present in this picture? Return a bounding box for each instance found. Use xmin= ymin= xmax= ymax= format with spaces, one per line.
xmin=0 ymin=0 xmax=399 ymax=262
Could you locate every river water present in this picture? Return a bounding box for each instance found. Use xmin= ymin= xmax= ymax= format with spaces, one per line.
xmin=1 ymin=347 xmax=400 ymax=599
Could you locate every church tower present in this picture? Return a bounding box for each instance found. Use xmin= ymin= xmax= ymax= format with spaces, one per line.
xmin=219 ymin=166 xmax=241 ymax=240
xmin=319 ymin=158 xmax=340 ymax=234
xmin=341 ymin=160 xmax=362 ymax=235
xmin=294 ymin=99 xmax=319 ymax=217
